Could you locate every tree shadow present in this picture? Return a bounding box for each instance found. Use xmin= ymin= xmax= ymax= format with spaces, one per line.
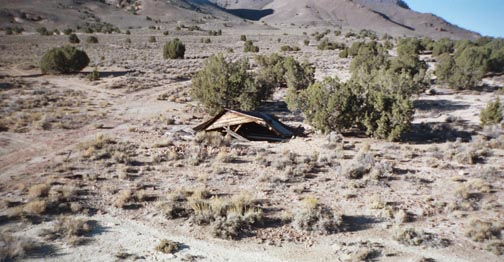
xmin=402 ymin=122 xmax=475 ymax=144
xmin=25 ymin=243 xmax=60 ymax=260
xmin=93 ymin=70 xmax=135 ymax=78
xmin=414 ymin=99 xmax=470 ymax=112
xmin=342 ymin=215 xmax=382 ymax=232
xmin=260 ymin=101 xmax=306 ymax=123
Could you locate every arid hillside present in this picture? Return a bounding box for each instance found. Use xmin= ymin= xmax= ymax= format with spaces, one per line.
xmin=1 ymin=0 xmax=480 ymax=39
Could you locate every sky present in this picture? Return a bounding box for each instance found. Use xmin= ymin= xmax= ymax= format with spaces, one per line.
xmin=405 ymin=0 xmax=504 ymax=38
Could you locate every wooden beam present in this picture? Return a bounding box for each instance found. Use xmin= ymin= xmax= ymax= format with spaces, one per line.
xmin=234 ymin=124 xmax=243 ymax=133
xmin=225 ymin=127 xmax=249 ymax=141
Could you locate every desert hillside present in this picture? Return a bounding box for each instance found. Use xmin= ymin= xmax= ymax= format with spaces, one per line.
xmin=1 ymin=0 xmax=480 ymax=39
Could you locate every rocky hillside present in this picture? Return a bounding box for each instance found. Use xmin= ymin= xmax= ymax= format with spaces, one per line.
xmin=209 ymin=0 xmax=480 ymax=39
xmin=0 ymin=0 xmax=480 ymax=39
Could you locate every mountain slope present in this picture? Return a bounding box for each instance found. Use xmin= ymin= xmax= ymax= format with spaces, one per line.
xmin=0 ymin=0 xmax=480 ymax=39
xmin=0 ymin=0 xmax=237 ymax=31
xmin=209 ymin=0 xmax=480 ymax=39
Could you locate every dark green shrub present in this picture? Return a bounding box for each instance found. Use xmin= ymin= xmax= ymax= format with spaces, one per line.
xmin=292 ymin=78 xmax=360 ymax=132
xmin=163 ymin=38 xmax=185 ymax=59
xmin=88 ymin=68 xmax=100 ymax=81
xmin=125 ymin=30 xmax=131 ymax=35
xmin=435 ymin=53 xmax=454 ymax=83
xmin=317 ymin=39 xmax=345 ymax=50
xmin=240 ymin=35 xmax=247 ymax=41
xmin=255 ymin=54 xmax=314 ymax=91
xmin=87 ymin=36 xmax=98 ymax=44
xmin=244 ymin=40 xmax=259 ymax=53
xmin=191 ymin=54 xmax=273 ymax=114
xmin=420 ymin=37 xmax=434 ymax=51
xmin=188 ymin=25 xmax=201 ymax=31
xmin=359 ymin=29 xmax=377 ymax=40
xmin=362 ymin=90 xmax=414 ymax=141
xmin=68 ymin=34 xmax=80 ymax=44
xmin=5 ymin=27 xmax=13 ymax=35
xmin=208 ymin=30 xmax=221 ymax=36
xmin=339 ymin=49 xmax=348 ymax=58
xmin=280 ymin=45 xmax=300 ymax=52
xmin=63 ymin=28 xmax=73 ymax=35
xmin=304 ymin=39 xmax=310 ymax=46
xmin=201 ymin=38 xmax=211 ymax=44
xmin=334 ymin=30 xmax=341 ymax=36
xmin=345 ymin=31 xmax=356 ymax=38
xmin=11 ymin=27 xmax=24 ymax=35
xmin=449 ymin=46 xmax=489 ymax=89
xmin=125 ymin=38 xmax=132 ymax=44
xmin=163 ymin=30 xmax=169 ymax=36
xmin=36 ymin=27 xmax=51 ymax=36
xmin=40 ymin=46 xmax=90 ymax=74
xmin=480 ymin=98 xmax=503 ymax=126
xmin=396 ymin=38 xmax=422 ymax=56
xmin=390 ymin=39 xmax=428 ymax=82
xmin=148 ymin=36 xmax=156 ymax=43
xmin=384 ymin=40 xmax=394 ymax=50
xmin=432 ymin=38 xmax=455 ymax=56
xmin=288 ymin=39 xmax=423 ymax=141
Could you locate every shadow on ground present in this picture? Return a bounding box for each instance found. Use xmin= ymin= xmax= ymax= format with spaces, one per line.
xmin=402 ymin=122 xmax=476 ymax=144
xmin=414 ymin=99 xmax=470 ymax=112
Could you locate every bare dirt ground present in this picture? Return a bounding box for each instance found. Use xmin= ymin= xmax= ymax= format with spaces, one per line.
xmin=0 ymin=29 xmax=503 ymax=262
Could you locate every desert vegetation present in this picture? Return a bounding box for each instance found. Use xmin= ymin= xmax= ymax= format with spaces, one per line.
xmin=0 ymin=4 xmax=503 ymax=262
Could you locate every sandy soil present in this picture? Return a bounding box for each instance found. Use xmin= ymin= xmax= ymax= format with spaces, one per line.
xmin=1 ymin=29 xmax=503 ymax=262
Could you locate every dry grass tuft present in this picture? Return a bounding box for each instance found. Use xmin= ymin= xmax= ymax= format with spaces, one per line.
xmin=465 ymin=220 xmax=501 ymax=242
xmin=294 ymin=197 xmax=344 ymax=234
xmin=114 ymin=189 xmax=133 ymax=208
xmin=394 ymin=227 xmax=450 ymax=248
xmin=28 ymin=184 xmax=51 ymax=199
xmin=194 ymin=132 xmax=229 ymax=147
xmin=23 ymin=199 xmax=48 ymax=215
xmin=39 ymin=217 xmax=94 ymax=246
xmin=0 ymin=233 xmax=46 ymax=261
xmin=486 ymin=241 xmax=504 ymax=256
xmin=155 ymin=239 xmax=181 ymax=254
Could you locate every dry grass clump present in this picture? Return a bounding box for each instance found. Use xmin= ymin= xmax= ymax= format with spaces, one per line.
xmin=450 ymin=179 xmax=492 ymax=211
xmin=186 ymin=145 xmax=210 ymax=166
xmin=465 ymin=220 xmax=502 ymax=242
xmin=324 ymin=132 xmax=344 ymax=150
xmin=340 ymin=149 xmax=375 ymax=179
xmin=0 ymin=85 xmax=93 ymax=132
xmin=293 ymin=196 xmax=344 ymax=234
xmin=194 ymin=132 xmax=230 ymax=147
xmin=215 ymin=149 xmax=235 ymax=163
xmin=160 ymin=190 xmax=264 ymax=240
xmin=23 ymin=199 xmax=48 ymax=215
xmin=211 ymin=195 xmax=264 ymax=239
xmin=114 ymin=187 xmax=156 ymax=208
xmin=486 ymin=241 xmax=504 ymax=256
xmin=254 ymin=152 xmax=271 ymax=167
xmin=39 ymin=217 xmax=94 ymax=246
xmin=79 ymin=135 xmax=136 ymax=163
xmin=451 ymin=142 xmax=492 ymax=165
xmin=367 ymin=195 xmax=386 ymax=210
xmin=0 ymin=233 xmax=46 ymax=261
xmin=349 ymin=248 xmax=381 ymax=262
xmin=394 ymin=227 xmax=450 ymax=248
xmin=155 ymin=239 xmax=181 ymax=254
xmin=28 ymin=183 xmax=51 ymax=199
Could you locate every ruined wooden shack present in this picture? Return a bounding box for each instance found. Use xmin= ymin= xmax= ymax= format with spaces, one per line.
xmin=193 ymin=109 xmax=295 ymax=142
